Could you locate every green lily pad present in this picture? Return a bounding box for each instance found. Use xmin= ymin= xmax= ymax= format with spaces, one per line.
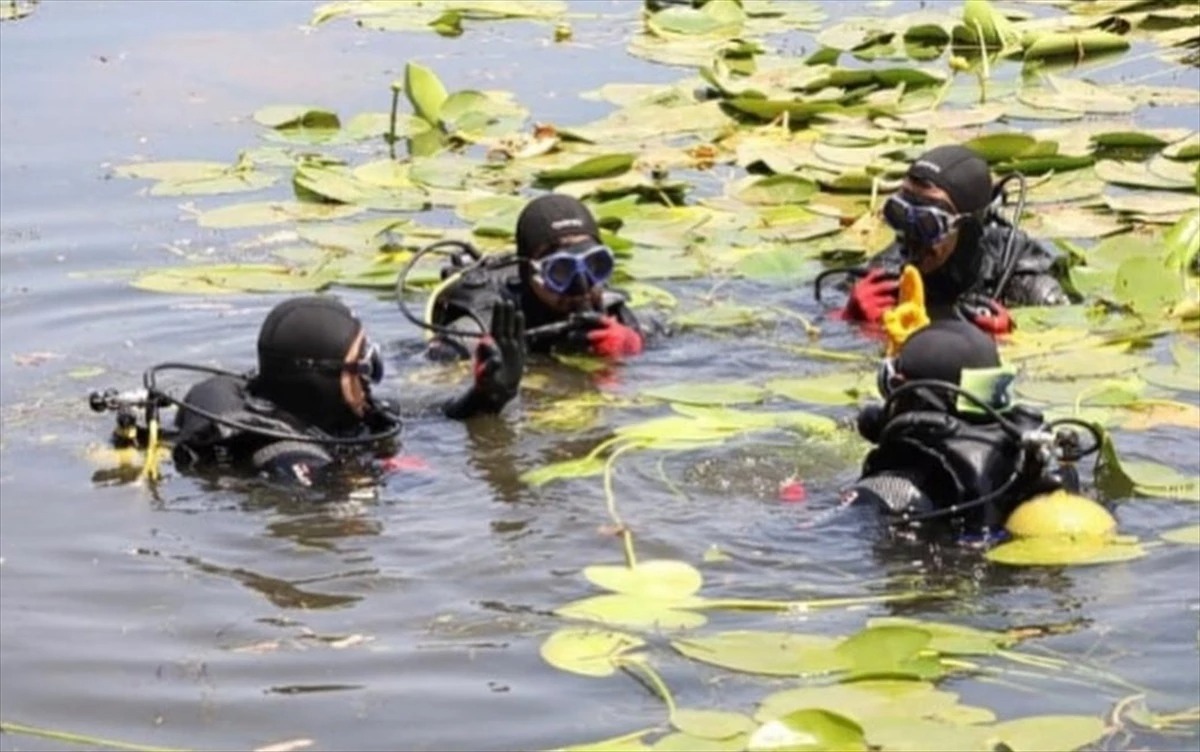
xmin=652 ymin=732 xmax=747 ymax=752
xmin=671 ymin=631 xmax=848 ymax=677
xmin=1023 ymin=30 xmax=1129 ymax=61
xmin=834 ymin=625 xmax=943 ymax=681
xmin=747 ymin=709 xmax=867 ymax=752
xmin=866 ymin=617 xmax=1013 ymax=656
xmin=539 ymin=628 xmax=645 ymax=677
xmin=1103 ymin=192 xmax=1200 ymax=216
xmin=1164 ymin=133 xmax=1200 ymax=160
xmin=1161 ymin=524 xmax=1200 ymax=545
xmin=1095 ymin=159 xmax=1195 ymax=190
xmin=405 ymin=61 xmax=448 ymax=124
xmin=990 ymin=715 xmax=1107 ymax=752
xmin=584 ymin=560 xmax=704 ymax=600
xmin=985 ymin=536 xmax=1147 ymax=566
xmin=756 ymin=680 xmax=959 ymax=725
xmin=132 ymin=263 xmax=336 ymax=295
xmin=1114 ymin=255 xmax=1185 ymax=317
xmin=672 ymin=709 xmax=757 ymax=741
xmin=766 ymin=372 xmax=870 ymax=406
xmin=641 ymin=382 xmax=767 ymax=407
xmin=194 ymin=200 xmax=363 ymax=229
xmin=253 ymin=105 xmax=340 ymax=130
xmin=520 ymin=456 xmax=607 ymax=487
xmin=735 ymin=175 xmax=819 ymax=205
xmin=861 ymin=717 xmax=991 ymax=752
xmin=557 ymin=594 xmax=707 ymax=631
xmin=536 ymin=154 xmax=636 ymax=186
xmin=963 ymin=133 xmax=1038 ymax=163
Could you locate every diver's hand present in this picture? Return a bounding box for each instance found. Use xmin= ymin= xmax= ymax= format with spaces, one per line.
xmin=964 ymin=297 xmax=1013 ymax=336
xmin=471 ymin=300 xmax=526 ymax=410
xmin=843 ymin=269 xmax=899 ymax=324
xmin=586 ymin=316 xmax=644 ymax=359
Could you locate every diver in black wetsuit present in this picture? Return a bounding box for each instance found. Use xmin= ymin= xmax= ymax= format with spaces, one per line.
xmin=417 ymin=194 xmax=658 ymax=361
xmin=90 ymin=295 xmax=525 ymax=489
xmin=830 ymin=145 xmax=1075 ymax=335
xmin=844 ymin=319 xmax=1089 ymax=540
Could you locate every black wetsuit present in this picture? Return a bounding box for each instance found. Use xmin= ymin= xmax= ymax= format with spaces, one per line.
xmin=868 ymin=215 xmax=1074 ymax=317
xmin=426 ymin=254 xmax=649 ymax=360
xmin=170 ymin=374 xmax=399 ymax=488
xmin=849 ymin=398 xmax=1063 ymax=535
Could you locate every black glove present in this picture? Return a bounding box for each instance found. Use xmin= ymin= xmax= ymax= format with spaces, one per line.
xmin=443 ymin=301 xmax=525 ymax=419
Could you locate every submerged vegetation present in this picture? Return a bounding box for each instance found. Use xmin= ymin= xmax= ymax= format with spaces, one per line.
xmin=60 ymin=0 xmax=1200 ymax=750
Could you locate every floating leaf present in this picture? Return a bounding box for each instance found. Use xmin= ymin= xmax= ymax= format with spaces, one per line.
xmin=1161 ymin=524 xmax=1200 ymax=545
xmin=985 ymin=536 xmax=1146 ymax=566
xmin=520 ymin=456 xmax=606 ymax=487
xmin=672 ymin=709 xmax=756 ymax=741
xmin=405 ymin=61 xmax=449 ymax=124
xmin=133 ymin=264 xmax=335 ymax=295
xmin=735 ymin=175 xmax=819 ymax=205
xmin=671 ymin=631 xmax=848 ymax=677
xmin=834 ymin=625 xmax=942 ymax=681
xmin=1103 ymin=192 xmax=1199 ymax=216
xmin=1114 ymin=255 xmax=1185 ymax=317
xmin=1121 ymin=401 xmax=1200 ymax=430
xmin=641 ymin=382 xmax=767 ymax=407
xmin=963 ymin=133 xmax=1038 ymax=163
xmin=195 ymin=200 xmax=363 ymax=229
xmin=539 ymin=627 xmax=645 ymax=677
xmin=756 ymin=680 xmax=960 ymax=725
xmin=747 ymin=709 xmax=867 ymax=752
xmin=584 ymin=560 xmax=704 ymax=600
xmin=866 ymin=617 xmax=1012 ymax=656
xmin=1023 ymin=30 xmax=1129 ymax=61
xmin=990 ymin=715 xmax=1107 ymax=752
xmin=557 ymin=594 xmax=706 ymax=631
xmin=1095 ymin=159 xmax=1194 ymax=190
xmin=766 ymin=371 xmax=871 ymax=406
xmin=536 ymin=154 xmax=636 ymax=186
xmin=253 ymin=105 xmax=340 ymax=130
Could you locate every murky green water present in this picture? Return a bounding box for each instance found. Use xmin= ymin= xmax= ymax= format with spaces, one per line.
xmin=1 ymin=2 xmax=1198 ymax=751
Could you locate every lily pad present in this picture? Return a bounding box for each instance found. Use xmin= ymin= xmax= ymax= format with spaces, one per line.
xmin=866 ymin=617 xmax=1012 ymax=656
xmin=133 ymin=264 xmax=336 ymax=295
xmin=520 ymin=456 xmax=606 ymax=487
xmin=194 ymin=200 xmax=363 ymax=229
xmin=672 ymin=710 xmax=757 ymax=741
xmin=985 ymin=536 xmax=1146 ymax=566
xmin=537 ymin=154 xmax=636 ymax=186
xmin=671 ymin=631 xmax=848 ymax=677
xmin=989 ymin=714 xmax=1107 ymax=752
xmin=747 ymin=709 xmax=867 ymax=752
xmin=834 ymin=625 xmax=943 ymax=681
xmin=735 ymin=175 xmax=819 ymax=205
xmin=539 ymin=628 xmax=645 ymax=678
xmin=556 ymin=594 xmax=706 ymax=631
xmin=641 ymin=382 xmax=767 ymax=407
xmin=584 ymin=560 xmax=704 ymax=600
xmin=766 ymin=371 xmax=871 ymax=406
xmin=405 ymin=61 xmax=448 ymax=124
xmin=1160 ymin=524 xmax=1200 ymax=545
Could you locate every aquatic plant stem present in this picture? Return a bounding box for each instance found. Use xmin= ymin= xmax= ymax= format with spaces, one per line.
xmin=388 ymin=84 xmax=401 ymax=157
xmin=604 ymin=440 xmax=646 ymax=569
xmin=974 ymin=20 xmax=991 ymax=104
xmin=0 ymin=721 xmax=190 ymax=752
xmin=618 ymin=656 xmax=677 ymax=717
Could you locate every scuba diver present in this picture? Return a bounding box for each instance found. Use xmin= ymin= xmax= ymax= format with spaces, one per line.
xmin=89 ymin=295 xmax=525 ymax=489
xmin=397 ymin=194 xmax=655 ymax=362
xmin=843 ymin=318 xmax=1100 ymax=541
xmin=817 ymin=145 xmax=1075 ymax=335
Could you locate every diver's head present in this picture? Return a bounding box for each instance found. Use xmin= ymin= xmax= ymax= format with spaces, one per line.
xmin=880 ymin=318 xmax=1000 ymax=414
xmin=254 ymin=296 xmax=383 ymax=434
xmin=515 ymin=194 xmax=611 ymax=315
xmin=884 ymin=145 xmax=992 ymax=282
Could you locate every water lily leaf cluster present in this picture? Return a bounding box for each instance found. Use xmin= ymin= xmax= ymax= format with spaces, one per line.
xmin=548 ymin=604 xmax=1113 ymax=752
xmin=310 ymin=0 xmax=568 ymax=37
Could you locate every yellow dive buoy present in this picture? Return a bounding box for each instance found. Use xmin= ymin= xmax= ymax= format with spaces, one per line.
xmin=1005 ymin=489 xmax=1116 ymax=539
xmin=882 ymin=265 xmax=930 ymax=357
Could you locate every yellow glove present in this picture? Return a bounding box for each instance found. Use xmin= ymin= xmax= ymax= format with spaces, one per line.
xmin=882 ymin=265 xmax=929 ymax=357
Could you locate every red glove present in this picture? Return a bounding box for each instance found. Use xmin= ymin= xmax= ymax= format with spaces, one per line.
xmin=587 ymin=316 xmax=644 ymax=359
xmin=843 ymin=269 xmax=899 ymax=324
xmin=966 ymin=298 xmax=1014 ymax=336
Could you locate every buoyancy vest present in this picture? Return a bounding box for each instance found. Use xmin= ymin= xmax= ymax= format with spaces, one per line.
xmin=858 ymin=405 xmax=1047 ymax=529
xmin=171 ymin=374 xmax=333 ymax=470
